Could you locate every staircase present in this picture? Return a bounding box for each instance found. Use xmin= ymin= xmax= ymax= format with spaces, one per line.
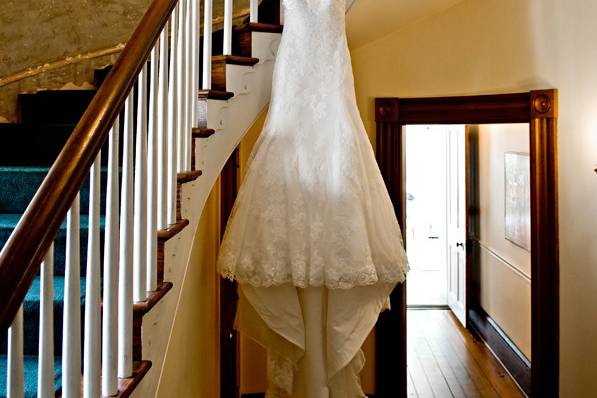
xmin=0 ymin=0 xmax=282 ymax=396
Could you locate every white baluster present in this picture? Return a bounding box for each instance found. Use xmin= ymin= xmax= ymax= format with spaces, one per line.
xmin=250 ymin=0 xmax=258 ymax=23
xmin=147 ymin=45 xmax=159 ymax=292
xmin=190 ymin=0 xmax=199 ymax=169
xmin=168 ymin=4 xmax=180 ymax=225
xmin=7 ymin=306 xmax=23 ymax=398
xmin=119 ymin=94 xmax=134 ymax=378
xmin=158 ymin=25 xmax=170 ymax=230
xmin=202 ymin=0 xmax=213 ymax=90
xmin=134 ymin=64 xmax=148 ymax=303
xmin=177 ymin=0 xmax=187 ymax=173
xmin=102 ymin=117 xmax=120 ymax=396
xmin=83 ymin=154 xmax=101 ymax=398
xmin=38 ymin=245 xmax=54 ymax=398
xmin=62 ymin=194 xmax=81 ymax=398
xmin=184 ymin=0 xmax=192 ymax=171
xmin=224 ymin=0 xmax=233 ymax=55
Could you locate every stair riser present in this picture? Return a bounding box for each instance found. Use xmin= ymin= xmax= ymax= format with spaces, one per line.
xmin=0 ymin=123 xmax=126 ymax=167
xmin=0 ymin=125 xmax=74 ymax=167
xmin=19 ymin=91 xmax=97 ymax=125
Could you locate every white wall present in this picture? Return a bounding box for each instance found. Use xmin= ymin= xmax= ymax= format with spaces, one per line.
xmin=477 ymin=124 xmax=531 ymax=359
xmin=349 ymin=0 xmax=597 ymax=395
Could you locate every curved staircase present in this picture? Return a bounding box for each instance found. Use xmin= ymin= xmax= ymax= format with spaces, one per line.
xmin=0 ymin=0 xmax=282 ymax=396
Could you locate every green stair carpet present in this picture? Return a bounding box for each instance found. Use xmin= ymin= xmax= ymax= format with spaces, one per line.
xmin=0 ymin=127 xmax=107 ymax=397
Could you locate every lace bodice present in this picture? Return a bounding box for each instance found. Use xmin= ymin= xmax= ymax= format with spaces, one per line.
xmin=217 ymin=0 xmax=408 ymax=289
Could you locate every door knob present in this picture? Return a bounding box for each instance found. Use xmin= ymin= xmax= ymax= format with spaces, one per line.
xmin=456 ymin=242 xmax=464 ymax=249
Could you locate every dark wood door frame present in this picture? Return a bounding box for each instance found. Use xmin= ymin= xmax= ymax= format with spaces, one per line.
xmin=221 ymin=148 xmax=241 ymax=398
xmin=374 ymin=90 xmax=559 ymax=398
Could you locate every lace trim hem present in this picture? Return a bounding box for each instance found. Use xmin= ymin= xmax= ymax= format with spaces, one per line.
xmin=220 ymin=264 xmax=408 ymax=290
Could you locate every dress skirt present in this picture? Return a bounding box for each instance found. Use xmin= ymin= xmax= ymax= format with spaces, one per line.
xmin=236 ymin=281 xmax=396 ymax=397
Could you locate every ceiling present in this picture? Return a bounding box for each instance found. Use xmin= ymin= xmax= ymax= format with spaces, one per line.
xmin=346 ymin=0 xmax=465 ymax=49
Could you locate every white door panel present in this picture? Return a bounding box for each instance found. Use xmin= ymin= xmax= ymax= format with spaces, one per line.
xmin=447 ymin=125 xmax=467 ymax=326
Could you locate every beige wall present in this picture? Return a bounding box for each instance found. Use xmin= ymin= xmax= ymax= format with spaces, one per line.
xmin=349 ymin=0 xmax=597 ymax=395
xmin=154 ymin=108 xmax=272 ymax=397
xmin=477 ymin=123 xmax=531 ymax=359
xmin=156 ymin=180 xmax=222 ymax=398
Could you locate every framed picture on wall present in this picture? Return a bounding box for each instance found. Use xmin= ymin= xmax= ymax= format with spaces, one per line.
xmin=504 ymin=152 xmax=531 ymax=251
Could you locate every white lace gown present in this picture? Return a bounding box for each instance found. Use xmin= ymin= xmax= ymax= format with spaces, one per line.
xmin=217 ymin=0 xmax=408 ymax=395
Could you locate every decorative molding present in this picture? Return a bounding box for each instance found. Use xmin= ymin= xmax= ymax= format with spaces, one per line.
xmin=375 ymin=90 xmax=559 ymax=398
xmin=375 ymin=93 xmax=537 ymax=125
xmin=476 ymin=239 xmax=532 ymax=282
xmin=0 ymin=8 xmax=257 ymax=89
xmin=0 ymin=44 xmax=125 ymax=88
xmin=375 ymin=98 xmax=399 ymax=122
xmin=469 ymin=307 xmax=531 ymax=396
xmin=530 ymin=89 xmax=558 ymax=119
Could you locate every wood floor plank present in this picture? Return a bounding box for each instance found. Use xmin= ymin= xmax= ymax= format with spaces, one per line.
xmin=408 ymin=369 xmax=420 ymax=397
xmin=408 ymin=336 xmax=436 ymax=398
xmin=432 ymin=311 xmax=500 ymax=397
xmin=425 ymin=331 xmax=482 ymax=398
xmin=406 ymin=310 xmax=525 ymax=398
xmin=422 ymin=333 xmax=468 ymax=398
xmin=414 ymin=311 xmax=483 ymax=398
xmin=413 ymin=334 xmax=455 ymax=397
xmin=440 ymin=311 xmax=524 ymax=398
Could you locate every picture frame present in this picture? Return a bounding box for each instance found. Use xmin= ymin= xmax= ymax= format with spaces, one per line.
xmin=504 ymin=152 xmax=531 ymax=251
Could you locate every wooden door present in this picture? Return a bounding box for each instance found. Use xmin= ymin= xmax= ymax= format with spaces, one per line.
xmin=446 ymin=126 xmax=467 ymax=326
xmin=221 ymin=148 xmax=240 ymax=398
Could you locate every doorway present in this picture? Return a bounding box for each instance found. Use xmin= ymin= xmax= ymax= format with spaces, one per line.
xmin=374 ymin=91 xmax=559 ymax=398
xmin=405 ymin=125 xmax=467 ymax=320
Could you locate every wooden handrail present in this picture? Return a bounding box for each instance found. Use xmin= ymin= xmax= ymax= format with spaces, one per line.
xmin=0 ymin=0 xmax=178 ymax=329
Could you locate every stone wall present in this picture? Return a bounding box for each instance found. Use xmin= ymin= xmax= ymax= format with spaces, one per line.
xmin=0 ymin=0 xmax=252 ymax=121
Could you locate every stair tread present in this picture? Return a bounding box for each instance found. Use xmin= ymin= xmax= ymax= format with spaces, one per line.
xmin=0 ymin=274 xmax=88 ymax=357
xmin=24 ymin=275 xmax=87 ymax=305
xmin=235 ymin=22 xmax=284 ymax=33
xmin=0 ymin=214 xmax=106 ymax=278
xmin=0 ymin=166 xmax=51 ymax=172
xmin=19 ymin=89 xmax=96 ymax=95
xmin=177 ymin=170 xmax=203 ymax=184
xmin=0 ymin=355 xmax=62 ymax=398
xmin=0 ymin=166 xmax=118 ymax=214
xmin=192 ymin=127 xmax=216 ymax=138
xmin=0 ymin=213 xmax=105 ymax=229
xmin=198 ymin=89 xmax=235 ymax=100
xmin=212 ymin=55 xmax=260 ymax=66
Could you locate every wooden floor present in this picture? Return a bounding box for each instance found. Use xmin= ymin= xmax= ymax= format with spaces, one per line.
xmin=407 ymin=310 xmax=525 ymax=398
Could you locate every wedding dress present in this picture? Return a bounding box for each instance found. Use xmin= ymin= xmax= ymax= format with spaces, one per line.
xmin=217 ymin=0 xmax=408 ymax=396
